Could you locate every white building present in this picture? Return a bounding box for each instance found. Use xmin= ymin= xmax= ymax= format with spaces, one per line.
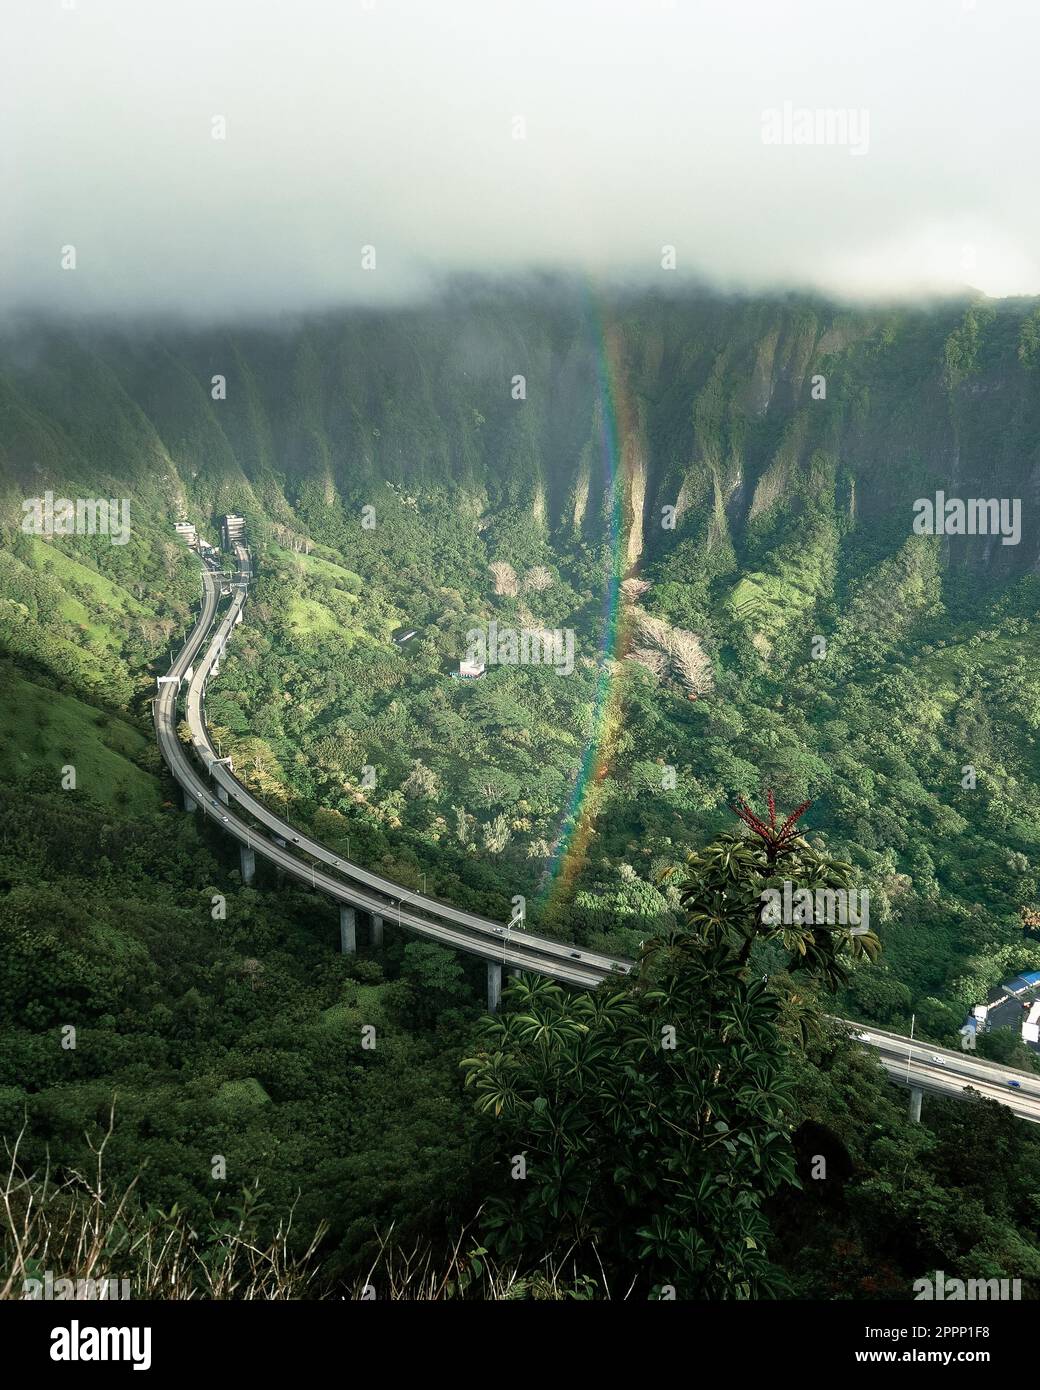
xmin=458 ymin=658 xmax=485 ymax=679
xmin=1023 ymin=1001 xmax=1040 ymax=1046
xmin=221 ymin=514 xmax=245 ymax=548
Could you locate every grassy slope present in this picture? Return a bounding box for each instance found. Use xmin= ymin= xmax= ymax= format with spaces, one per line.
xmin=0 ymin=666 xmax=160 ymax=814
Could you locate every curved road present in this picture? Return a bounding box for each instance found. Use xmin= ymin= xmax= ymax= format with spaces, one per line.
xmin=855 ymin=1025 xmax=1040 ymax=1123
xmin=182 ymin=546 xmax=629 ymax=977
xmin=184 ymin=576 xmax=627 ymax=976
xmin=154 ymin=542 xmax=1040 ymax=1120
xmin=154 ymin=556 xmax=621 ymax=988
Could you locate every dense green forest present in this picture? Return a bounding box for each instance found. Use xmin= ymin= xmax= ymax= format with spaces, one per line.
xmin=4 ymin=285 xmax=1040 ymax=1297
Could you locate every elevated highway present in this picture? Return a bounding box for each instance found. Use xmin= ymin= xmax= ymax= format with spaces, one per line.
xmin=154 ymin=552 xmax=624 ymax=1001
xmin=181 ymin=545 xmax=629 ymax=980
xmin=154 ymin=541 xmax=1040 ymax=1118
xmin=855 ymin=1024 xmax=1040 ymax=1124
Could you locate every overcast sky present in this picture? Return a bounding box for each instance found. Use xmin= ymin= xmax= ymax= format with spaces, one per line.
xmin=3 ymin=0 xmax=1039 ymax=318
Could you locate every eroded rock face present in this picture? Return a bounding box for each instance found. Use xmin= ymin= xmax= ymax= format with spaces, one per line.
xmin=4 ymin=288 xmax=1038 ymax=583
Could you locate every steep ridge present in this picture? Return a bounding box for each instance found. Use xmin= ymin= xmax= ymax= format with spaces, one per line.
xmin=4 ymin=290 xmax=1040 ymax=583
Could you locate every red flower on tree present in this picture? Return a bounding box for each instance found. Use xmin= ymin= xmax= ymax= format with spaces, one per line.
xmin=730 ymin=790 xmax=812 ymax=865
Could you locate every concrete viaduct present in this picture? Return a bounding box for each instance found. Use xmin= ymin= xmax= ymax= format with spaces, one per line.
xmin=152 ymin=541 xmax=1040 ymax=1123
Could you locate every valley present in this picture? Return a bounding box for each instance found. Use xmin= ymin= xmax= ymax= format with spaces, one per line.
xmin=5 ymin=286 xmax=1040 ymax=1298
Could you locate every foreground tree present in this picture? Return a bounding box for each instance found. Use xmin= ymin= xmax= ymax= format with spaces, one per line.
xmin=676 ymin=794 xmax=880 ymax=990
xmin=462 ymin=957 xmax=795 ymax=1298
xmin=462 ymin=796 xmax=880 ymax=1297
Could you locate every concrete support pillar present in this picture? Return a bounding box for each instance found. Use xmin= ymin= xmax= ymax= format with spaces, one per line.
xmin=184 ymin=790 xmax=197 ymax=813
xmin=909 ymin=1086 xmax=923 ymax=1124
xmin=340 ymin=905 xmax=357 ymax=955
xmin=487 ymin=961 xmax=502 ymax=1013
xmin=370 ymin=914 xmax=384 ymax=949
xmin=240 ymin=845 xmax=255 ymax=886
xmin=217 ymin=786 xmax=229 ymax=805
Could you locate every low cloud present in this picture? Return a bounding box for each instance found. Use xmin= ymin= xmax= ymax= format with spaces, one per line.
xmin=4 ymin=0 xmax=1039 ymax=319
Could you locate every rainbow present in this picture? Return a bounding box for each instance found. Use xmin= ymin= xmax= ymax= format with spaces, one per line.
xmin=542 ymin=301 xmax=636 ymax=906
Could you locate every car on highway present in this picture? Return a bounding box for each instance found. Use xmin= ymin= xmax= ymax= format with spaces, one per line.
xmin=1009 ymin=1080 xmax=1022 ymax=1089
xmin=292 ymin=836 xmax=300 ymax=843
xmin=930 ymin=1055 xmax=945 ymax=1065
xmin=570 ymin=952 xmax=581 ymax=959
xmin=222 ymin=816 xmax=229 ymax=823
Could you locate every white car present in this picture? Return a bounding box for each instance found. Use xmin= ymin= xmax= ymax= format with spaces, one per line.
xmin=930 ymin=1054 xmax=945 ymax=1065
